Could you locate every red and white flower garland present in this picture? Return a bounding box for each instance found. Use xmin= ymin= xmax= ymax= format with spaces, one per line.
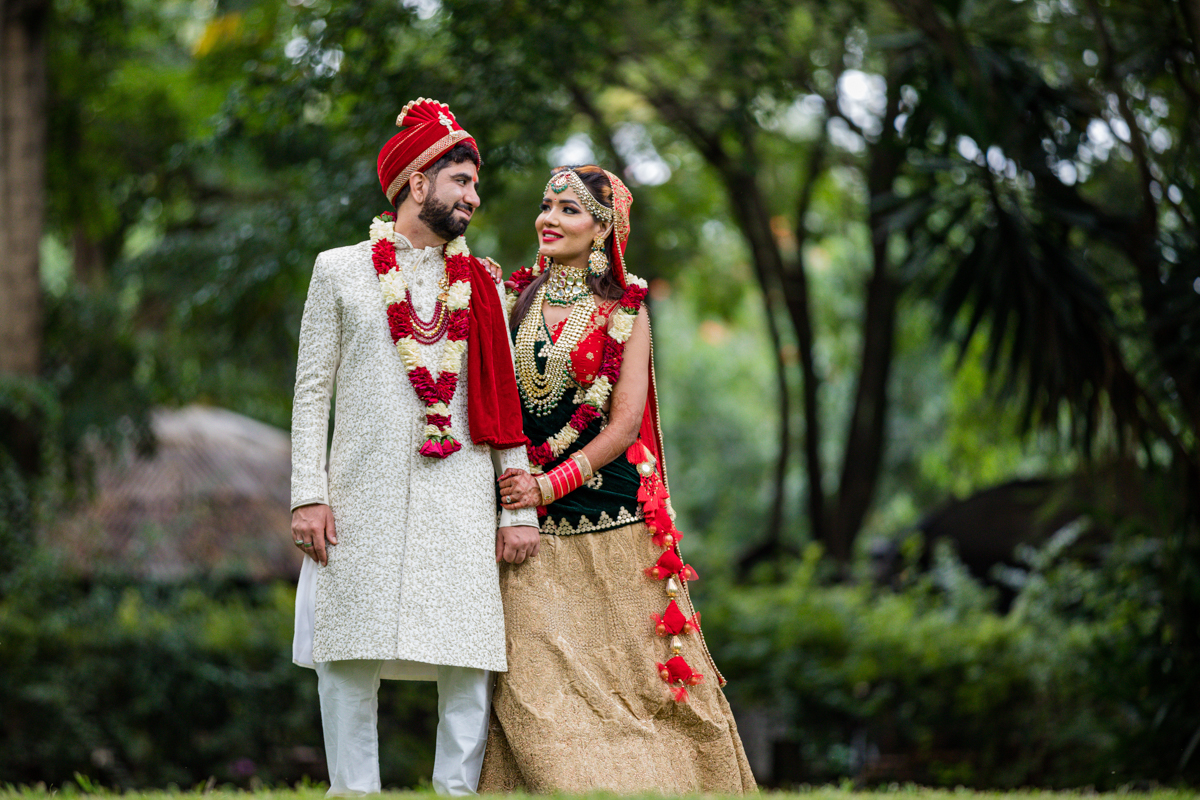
xmin=371 ymin=211 xmax=472 ymax=459
xmin=505 ymin=265 xmax=712 ymax=702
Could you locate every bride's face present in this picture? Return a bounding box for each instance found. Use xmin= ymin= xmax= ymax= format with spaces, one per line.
xmin=535 ymin=186 xmax=607 ymax=266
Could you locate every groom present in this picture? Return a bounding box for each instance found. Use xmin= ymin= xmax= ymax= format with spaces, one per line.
xmin=289 ymin=98 xmax=538 ymax=796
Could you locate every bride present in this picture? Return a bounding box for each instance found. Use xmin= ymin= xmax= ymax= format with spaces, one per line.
xmin=482 ymin=165 xmax=756 ymax=794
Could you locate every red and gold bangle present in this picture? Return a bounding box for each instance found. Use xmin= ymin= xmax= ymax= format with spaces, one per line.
xmin=570 ymin=451 xmax=594 ymax=483
xmin=545 ymin=456 xmax=586 ymax=502
xmin=538 ymin=451 xmax=596 ymax=505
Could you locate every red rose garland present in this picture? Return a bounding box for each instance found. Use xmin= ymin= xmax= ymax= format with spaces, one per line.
xmin=371 ymin=211 xmax=473 ymax=459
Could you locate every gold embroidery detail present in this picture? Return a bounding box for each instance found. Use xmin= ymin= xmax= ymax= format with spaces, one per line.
xmin=540 ymin=505 xmax=643 ymax=536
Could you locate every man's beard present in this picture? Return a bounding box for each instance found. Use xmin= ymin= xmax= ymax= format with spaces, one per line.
xmin=419 ymin=191 xmax=471 ymax=241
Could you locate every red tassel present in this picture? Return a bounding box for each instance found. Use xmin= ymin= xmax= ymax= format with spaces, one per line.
xmin=663 ymin=655 xmax=700 ymax=684
xmin=646 ymin=550 xmax=699 ymax=581
xmin=657 ymin=656 xmax=704 ymax=702
xmin=649 ymin=550 xmax=683 ymax=577
xmin=661 ymin=600 xmax=688 ymax=635
xmin=650 ymin=613 xmax=668 ymax=637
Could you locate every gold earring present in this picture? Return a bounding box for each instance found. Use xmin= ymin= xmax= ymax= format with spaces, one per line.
xmin=588 ymin=235 xmax=608 ymax=277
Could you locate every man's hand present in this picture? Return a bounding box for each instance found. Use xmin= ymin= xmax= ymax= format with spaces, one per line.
xmin=496 ymin=525 xmax=540 ymax=564
xmin=483 ymin=256 xmax=503 ymax=284
xmin=292 ymin=503 xmax=338 ymax=566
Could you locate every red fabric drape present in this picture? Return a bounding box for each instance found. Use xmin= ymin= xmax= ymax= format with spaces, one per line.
xmin=638 ymin=353 xmax=668 ymax=488
xmin=609 ymin=216 xmax=669 ymax=490
xmin=466 ymin=259 xmax=528 ymax=450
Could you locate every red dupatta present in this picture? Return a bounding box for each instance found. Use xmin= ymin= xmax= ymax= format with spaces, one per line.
xmin=466 ymin=257 xmax=528 ymax=450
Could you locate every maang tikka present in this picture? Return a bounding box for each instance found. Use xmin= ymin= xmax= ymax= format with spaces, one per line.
xmin=588 ymin=234 xmax=608 ymax=277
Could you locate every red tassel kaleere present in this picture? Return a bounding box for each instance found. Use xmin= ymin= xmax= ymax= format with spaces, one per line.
xmin=644 ymin=549 xmax=698 ymax=581
xmin=651 ymin=600 xmax=701 ymax=637
xmin=656 ymin=655 xmax=704 ymax=702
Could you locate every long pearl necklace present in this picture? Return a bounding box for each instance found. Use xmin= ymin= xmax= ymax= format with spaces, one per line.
xmin=514 ymin=283 xmax=596 ymax=417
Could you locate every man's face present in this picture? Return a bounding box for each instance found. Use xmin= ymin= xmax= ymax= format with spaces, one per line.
xmin=418 ymin=161 xmax=480 ymax=242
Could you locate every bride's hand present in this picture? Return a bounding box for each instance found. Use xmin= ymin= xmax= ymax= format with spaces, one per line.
xmin=498 ymin=468 xmax=541 ymax=509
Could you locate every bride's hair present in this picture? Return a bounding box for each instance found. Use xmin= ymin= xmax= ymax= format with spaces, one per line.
xmin=509 ymin=165 xmax=625 ymax=329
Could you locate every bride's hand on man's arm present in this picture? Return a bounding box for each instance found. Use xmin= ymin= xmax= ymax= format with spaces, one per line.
xmin=498 ymin=468 xmax=541 ymax=509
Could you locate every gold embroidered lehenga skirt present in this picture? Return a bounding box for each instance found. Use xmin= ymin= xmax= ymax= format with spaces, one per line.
xmin=478 ymin=521 xmax=757 ymax=793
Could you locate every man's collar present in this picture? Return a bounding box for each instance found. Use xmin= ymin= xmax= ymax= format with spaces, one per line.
xmin=388 ymin=228 xmax=443 ymax=254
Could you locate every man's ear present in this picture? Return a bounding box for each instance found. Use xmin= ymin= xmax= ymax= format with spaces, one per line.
xmin=408 ymin=172 xmax=429 ymax=205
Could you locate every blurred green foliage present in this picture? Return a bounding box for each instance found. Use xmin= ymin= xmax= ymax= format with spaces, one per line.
xmin=0 ymin=560 xmax=437 ymax=790
xmin=704 ymin=519 xmax=1195 ymax=786
xmin=2 ymin=520 xmax=1191 ymax=788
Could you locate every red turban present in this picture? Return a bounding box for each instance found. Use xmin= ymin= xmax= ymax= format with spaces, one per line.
xmin=377 ymin=98 xmax=481 ymax=205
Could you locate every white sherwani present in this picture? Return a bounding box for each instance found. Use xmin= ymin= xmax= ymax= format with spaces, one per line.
xmin=290 ymin=232 xmax=536 ymax=680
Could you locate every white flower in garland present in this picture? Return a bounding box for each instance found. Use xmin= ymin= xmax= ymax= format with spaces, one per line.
xmin=608 ymin=309 xmax=637 ymax=343
xmin=379 ymin=270 xmax=408 ymax=306
xmin=396 ymin=338 xmax=421 ymax=371
xmin=445 ymin=236 xmax=470 ymax=258
xmin=445 ymin=281 xmax=472 ymax=311
xmin=548 ymin=427 xmax=580 ymax=454
xmin=583 ymin=376 xmax=613 ymax=407
xmin=440 ymin=338 xmax=468 ymax=370
xmin=369 ymin=216 xmax=394 ymax=243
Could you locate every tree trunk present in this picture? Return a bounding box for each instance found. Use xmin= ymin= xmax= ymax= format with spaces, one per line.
xmin=722 ymin=168 xmax=798 ymax=563
xmin=828 ymin=248 xmax=898 ymax=560
xmin=827 ymin=77 xmax=904 ymax=562
xmin=0 ymin=0 xmax=48 ymax=376
xmin=721 ymin=166 xmax=835 ymax=557
xmin=1179 ymin=0 xmax=1200 ymax=73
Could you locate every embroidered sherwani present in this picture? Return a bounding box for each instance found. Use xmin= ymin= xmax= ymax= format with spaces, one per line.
xmin=290 ymin=232 xmax=536 ymax=679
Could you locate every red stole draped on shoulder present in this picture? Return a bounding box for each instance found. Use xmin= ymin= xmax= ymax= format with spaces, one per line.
xmin=466 ymin=260 xmax=528 ymax=450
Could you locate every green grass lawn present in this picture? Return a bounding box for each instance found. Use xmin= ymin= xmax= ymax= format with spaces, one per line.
xmin=3 ymin=786 xmax=1199 ymax=800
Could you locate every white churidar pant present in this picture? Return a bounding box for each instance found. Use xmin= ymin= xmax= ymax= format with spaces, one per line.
xmin=316 ymin=660 xmax=493 ymax=797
